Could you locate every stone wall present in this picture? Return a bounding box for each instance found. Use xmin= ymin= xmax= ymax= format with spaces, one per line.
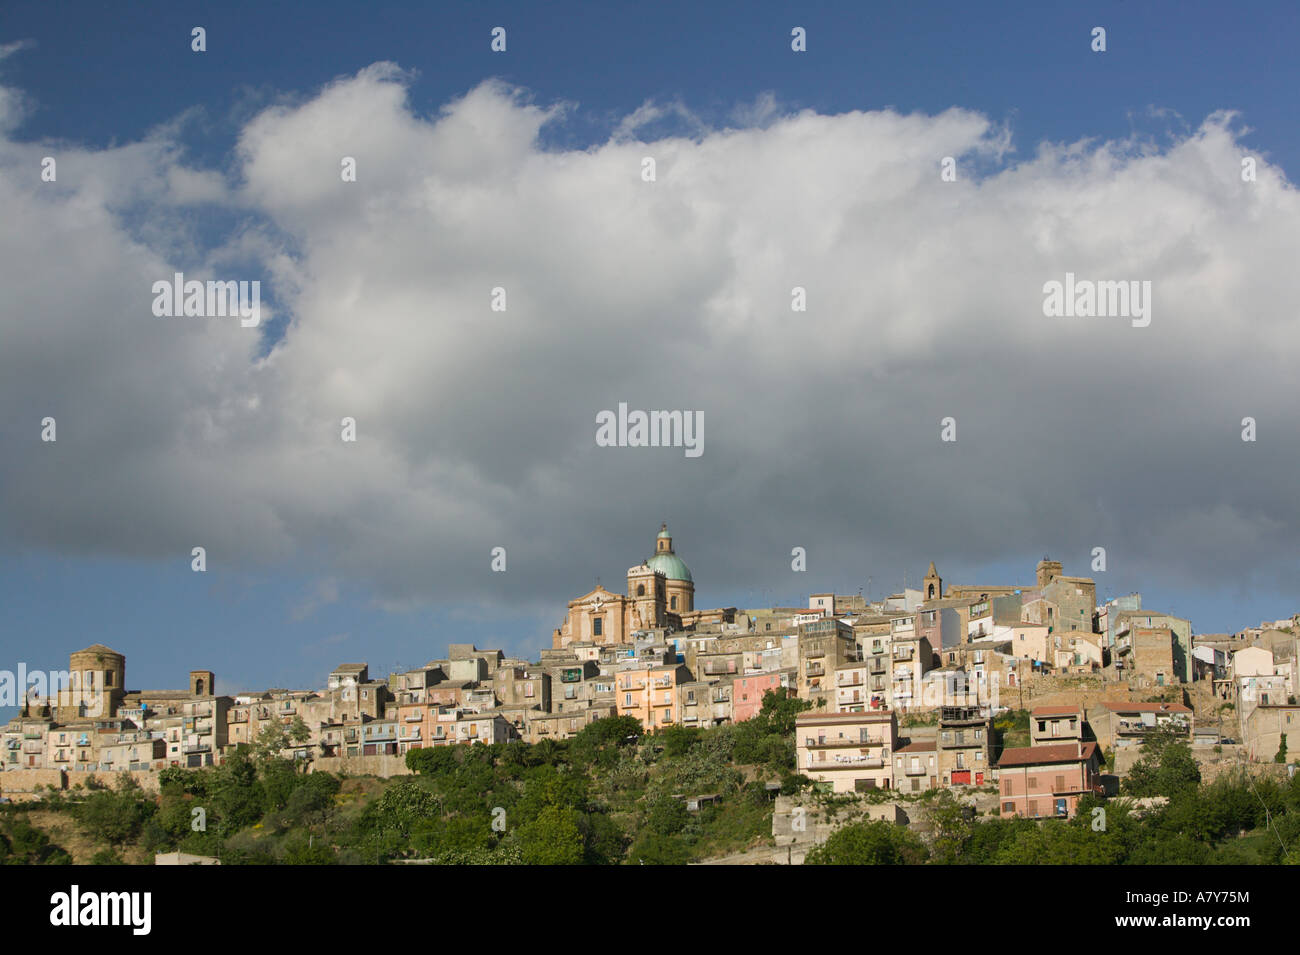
xmin=0 ymin=768 xmax=65 ymax=800
xmin=1010 ymin=673 xmax=1136 ymax=711
xmin=771 ymin=794 xmax=906 ymax=864
xmin=67 ymin=769 xmax=160 ymax=793
xmin=0 ymin=768 xmax=159 ymax=799
xmin=311 ymin=754 xmax=411 ymax=778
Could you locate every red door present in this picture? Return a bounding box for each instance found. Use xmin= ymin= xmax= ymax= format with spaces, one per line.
xmin=952 ymin=770 xmax=972 ymax=784
xmin=975 ymin=772 xmax=984 ymax=785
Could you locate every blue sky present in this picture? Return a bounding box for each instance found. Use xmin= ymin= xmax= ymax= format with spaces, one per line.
xmin=1 ymin=0 xmax=1299 ymax=713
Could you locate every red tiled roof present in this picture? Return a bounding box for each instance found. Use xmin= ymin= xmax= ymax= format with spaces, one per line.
xmin=895 ymin=740 xmax=937 ymax=753
xmin=997 ymin=742 xmax=1098 ymax=768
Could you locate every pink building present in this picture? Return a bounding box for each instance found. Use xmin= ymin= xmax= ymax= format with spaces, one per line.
xmin=997 ymin=742 xmax=1103 ymax=819
xmin=732 ymin=673 xmax=785 ymax=723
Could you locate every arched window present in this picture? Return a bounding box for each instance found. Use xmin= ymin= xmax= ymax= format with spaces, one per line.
xmin=637 ymin=584 xmax=645 ymax=596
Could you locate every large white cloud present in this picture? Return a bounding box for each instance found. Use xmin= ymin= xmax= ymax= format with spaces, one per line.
xmin=1 ymin=63 xmax=1298 ymax=631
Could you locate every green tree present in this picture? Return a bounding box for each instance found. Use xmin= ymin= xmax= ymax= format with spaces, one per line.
xmin=1276 ymin=733 xmax=1288 ymax=764
xmin=252 ymin=722 xmax=289 ymax=761
xmin=75 ymin=789 xmax=151 ymax=848
xmin=805 ymin=820 xmax=929 ymax=865
xmin=406 ymin=745 xmax=459 ymax=776
xmin=517 ymin=804 xmax=585 ymax=864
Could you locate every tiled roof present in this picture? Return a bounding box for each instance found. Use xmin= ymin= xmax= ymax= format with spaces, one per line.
xmin=895 ymin=740 xmax=937 ymax=753
xmin=998 ymin=742 xmax=1098 ymax=768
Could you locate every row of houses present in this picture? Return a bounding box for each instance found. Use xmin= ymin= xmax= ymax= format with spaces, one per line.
xmin=5 ymin=553 xmax=1298 ymax=786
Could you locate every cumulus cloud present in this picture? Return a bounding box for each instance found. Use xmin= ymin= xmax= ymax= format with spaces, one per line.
xmin=1 ymin=64 xmax=1298 ymax=640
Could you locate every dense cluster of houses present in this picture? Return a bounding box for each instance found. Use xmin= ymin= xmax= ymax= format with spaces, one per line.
xmin=4 ymin=529 xmax=1298 ymax=819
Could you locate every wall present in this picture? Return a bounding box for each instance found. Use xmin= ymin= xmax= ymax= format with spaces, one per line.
xmin=311 ymin=754 xmax=412 ymax=778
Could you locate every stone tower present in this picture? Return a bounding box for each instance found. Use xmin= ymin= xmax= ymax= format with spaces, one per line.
xmin=1036 ymin=557 xmax=1064 ymax=589
xmin=190 ymin=670 xmax=216 ymax=697
xmin=56 ymin=644 xmax=126 ymax=721
xmin=626 ymin=563 xmax=667 ymax=631
xmin=923 ymin=561 xmax=942 ymax=601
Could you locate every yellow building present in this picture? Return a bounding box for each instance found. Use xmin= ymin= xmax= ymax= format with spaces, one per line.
xmin=615 ymin=663 xmax=690 ymax=731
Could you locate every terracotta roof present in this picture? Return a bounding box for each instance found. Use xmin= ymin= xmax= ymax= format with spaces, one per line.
xmin=1093 ymin=701 xmax=1191 ymax=714
xmin=998 ymin=742 xmax=1098 ymax=768
xmin=1032 ymin=705 xmax=1080 ymax=716
xmin=895 ymin=740 xmax=937 ymax=753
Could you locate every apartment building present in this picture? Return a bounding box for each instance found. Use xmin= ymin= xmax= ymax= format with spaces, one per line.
xmin=997 ymin=742 xmax=1103 ymax=819
xmin=796 ymin=710 xmax=897 ymax=794
xmin=893 ymin=740 xmax=938 ymax=792
xmin=615 ymin=663 xmax=690 ymax=731
xmin=1030 ymin=706 xmax=1086 ymax=746
xmin=937 ymin=706 xmax=992 ymax=785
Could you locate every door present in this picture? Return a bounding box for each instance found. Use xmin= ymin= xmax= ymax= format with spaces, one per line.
xmin=952 ymin=770 xmax=972 ymax=785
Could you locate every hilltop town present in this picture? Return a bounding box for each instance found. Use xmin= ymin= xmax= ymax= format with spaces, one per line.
xmin=3 ymin=524 xmax=1297 ymax=859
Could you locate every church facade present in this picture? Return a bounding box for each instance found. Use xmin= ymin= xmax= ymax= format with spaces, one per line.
xmin=553 ymin=524 xmax=733 ymax=649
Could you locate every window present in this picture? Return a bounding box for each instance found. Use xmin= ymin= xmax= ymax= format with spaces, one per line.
xmin=637 ymin=584 xmax=645 ymax=596
xmin=671 ymin=596 xmax=677 ymax=609
xmin=593 ymin=617 xmax=603 ymax=637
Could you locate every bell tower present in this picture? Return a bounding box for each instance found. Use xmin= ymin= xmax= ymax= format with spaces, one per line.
xmin=923 ymin=561 xmax=942 ymax=601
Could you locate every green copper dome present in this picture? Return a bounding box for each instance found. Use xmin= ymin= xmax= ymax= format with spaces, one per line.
xmin=647 ymin=552 xmax=692 ymax=583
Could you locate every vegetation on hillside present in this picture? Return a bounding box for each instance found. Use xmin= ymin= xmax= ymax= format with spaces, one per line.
xmin=5 ymin=690 xmax=1299 ymax=865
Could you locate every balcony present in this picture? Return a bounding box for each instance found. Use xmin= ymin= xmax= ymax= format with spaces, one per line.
xmin=1116 ymin=719 xmax=1189 ymax=736
xmin=808 ymin=754 xmax=885 ymax=770
xmin=869 ymin=659 xmax=887 ymax=675
xmin=806 ymin=736 xmax=885 ymax=749
xmin=805 ymin=664 xmax=826 ymax=677
xmin=893 ymin=648 xmax=914 ymax=660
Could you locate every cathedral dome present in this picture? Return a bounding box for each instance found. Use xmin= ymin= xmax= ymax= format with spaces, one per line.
xmin=647 ymin=552 xmax=692 ymax=583
xmin=647 ymin=523 xmax=692 ymax=582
